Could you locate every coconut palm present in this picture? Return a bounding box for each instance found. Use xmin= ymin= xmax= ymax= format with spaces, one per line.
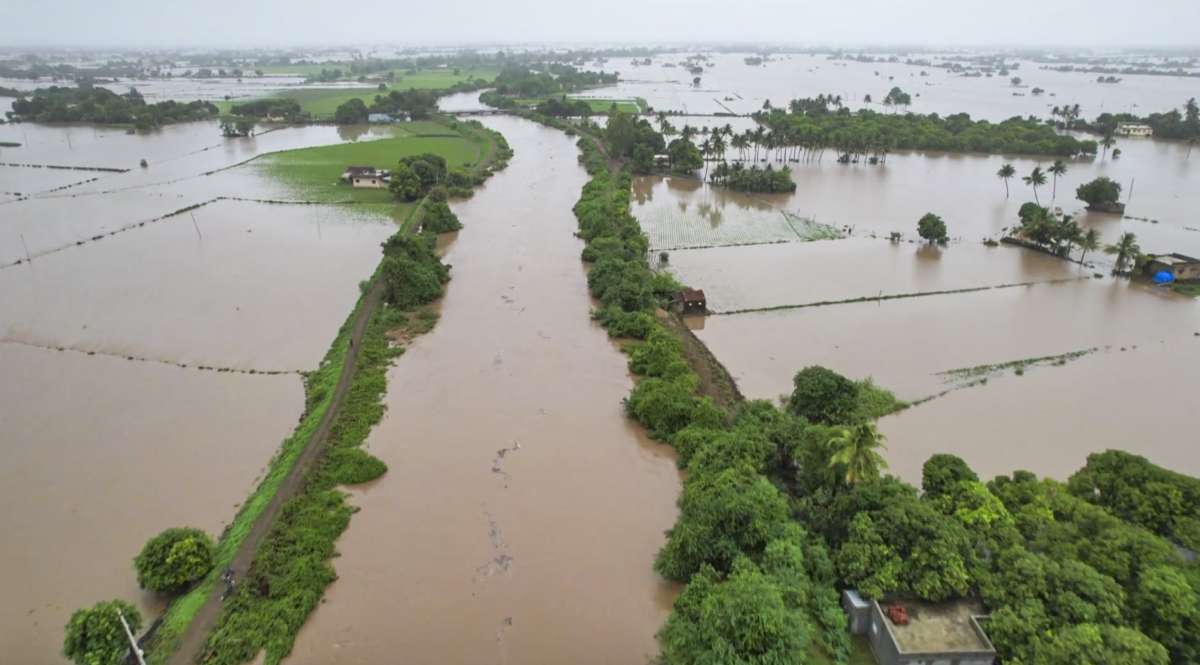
xmin=1101 ymin=133 xmax=1117 ymax=160
xmin=1048 ymin=160 xmax=1068 ymax=201
xmin=997 ymin=163 xmax=1016 ymax=198
xmin=1104 ymin=232 xmax=1140 ymax=276
xmin=828 ymin=423 xmax=888 ymax=486
xmin=1079 ymin=228 xmax=1101 ymax=264
xmin=1023 ymin=166 xmax=1047 ymax=205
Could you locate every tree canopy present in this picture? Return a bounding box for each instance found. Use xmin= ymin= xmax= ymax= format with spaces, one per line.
xmin=63 ymin=600 xmax=142 ymax=665
xmin=134 ymin=527 xmax=215 ymax=593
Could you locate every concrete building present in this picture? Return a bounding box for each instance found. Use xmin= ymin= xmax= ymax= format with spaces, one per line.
xmin=341 ymin=165 xmax=389 ymax=189
xmin=1116 ymin=123 xmax=1153 ymax=137
xmin=1145 ymin=253 xmax=1200 ymax=282
xmin=843 ymin=591 xmax=996 ymax=665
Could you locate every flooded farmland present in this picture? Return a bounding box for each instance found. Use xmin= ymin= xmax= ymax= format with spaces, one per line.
xmin=0 ymin=121 xmax=403 ymax=664
xmin=286 ymin=116 xmax=680 ymax=665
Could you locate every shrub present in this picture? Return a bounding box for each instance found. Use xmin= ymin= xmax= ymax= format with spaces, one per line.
xmin=134 ymin=527 xmax=215 ymax=593
xmin=917 ymin=212 xmax=948 ymax=243
xmin=1076 ymin=177 xmax=1122 ymax=209
xmin=421 ymin=201 xmax=462 ymax=233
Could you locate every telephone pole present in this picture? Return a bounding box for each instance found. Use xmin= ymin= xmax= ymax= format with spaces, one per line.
xmin=118 ymin=610 xmax=147 ymax=665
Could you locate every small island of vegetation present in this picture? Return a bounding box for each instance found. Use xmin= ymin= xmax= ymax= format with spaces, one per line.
xmin=6 ymin=84 xmax=217 ymax=128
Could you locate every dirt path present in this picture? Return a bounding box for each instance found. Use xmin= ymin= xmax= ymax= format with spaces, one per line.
xmin=166 ymin=279 xmax=384 ymax=665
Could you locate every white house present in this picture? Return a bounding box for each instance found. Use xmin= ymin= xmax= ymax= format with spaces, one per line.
xmin=1116 ymin=123 xmax=1153 ymax=137
xmin=341 ymin=165 xmax=390 ymax=189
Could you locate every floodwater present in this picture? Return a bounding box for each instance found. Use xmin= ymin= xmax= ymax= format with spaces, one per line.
xmin=286 ymin=116 xmax=680 ymax=665
xmin=439 ymin=89 xmax=494 ymax=113
xmin=590 ymin=53 xmax=1200 ymax=120
xmin=0 ymin=343 xmax=299 ymax=665
xmin=633 ymin=133 xmax=1199 ymax=264
xmin=0 ymin=121 xmax=402 ymax=663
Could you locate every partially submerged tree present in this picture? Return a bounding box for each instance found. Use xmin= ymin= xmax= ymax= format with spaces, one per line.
xmin=134 ymin=527 xmax=215 ymax=593
xmin=917 ymin=213 xmax=948 ymax=244
xmin=63 ymin=600 xmax=142 ymax=665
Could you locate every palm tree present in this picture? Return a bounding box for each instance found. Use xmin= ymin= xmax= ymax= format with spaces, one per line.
xmin=1023 ymin=166 xmax=1047 ymax=205
xmin=828 ymin=423 xmax=888 ymax=486
xmin=1079 ymin=228 xmax=1100 ymax=264
xmin=700 ymin=137 xmax=713 ymax=179
xmin=997 ymin=163 xmax=1016 ymax=198
xmin=1104 ymin=232 xmax=1140 ymax=276
xmin=1101 ymin=133 xmax=1117 ymax=160
xmin=1048 ymin=160 xmax=1068 ymax=201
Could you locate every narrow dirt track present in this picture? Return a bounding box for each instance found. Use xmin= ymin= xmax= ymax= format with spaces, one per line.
xmin=166 ymin=279 xmax=384 ymax=665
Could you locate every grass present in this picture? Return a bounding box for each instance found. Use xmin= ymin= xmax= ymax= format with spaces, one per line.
xmin=1172 ymin=282 xmax=1200 ymax=297
xmin=259 ymin=123 xmax=480 ymax=204
xmin=513 ymin=97 xmax=642 ymax=113
xmin=937 ymin=347 xmax=1098 ymax=384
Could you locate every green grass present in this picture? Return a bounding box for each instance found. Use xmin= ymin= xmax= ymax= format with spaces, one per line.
xmin=259 ymin=124 xmax=481 ymax=204
xmin=1172 ymin=282 xmax=1200 ymax=297
xmin=513 ymin=97 xmax=642 ymax=113
xmin=378 ymin=67 xmax=498 ymax=89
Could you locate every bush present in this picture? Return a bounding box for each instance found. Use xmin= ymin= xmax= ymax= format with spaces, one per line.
xmin=421 ymin=201 xmax=462 ymax=233
xmin=1076 ymin=177 xmax=1122 ymax=209
xmin=626 ymin=375 xmax=725 ymax=441
xmin=63 ymin=599 xmax=142 ymax=665
xmin=917 ymin=212 xmax=948 ymax=243
xmin=134 ymin=527 xmax=215 ymax=593
xmin=593 ymin=306 xmax=655 ymax=339
xmin=628 ymin=327 xmax=690 ymax=379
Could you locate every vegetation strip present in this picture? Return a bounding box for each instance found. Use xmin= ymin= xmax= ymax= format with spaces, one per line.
xmin=0 ymin=161 xmax=129 ymax=172
xmin=0 ymin=338 xmax=304 ymax=376
xmin=140 ymin=119 xmax=510 ymax=665
xmin=712 ymin=277 xmax=1088 ymax=316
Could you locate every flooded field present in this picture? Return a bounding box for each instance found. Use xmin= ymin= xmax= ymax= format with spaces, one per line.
xmin=0 ymin=120 xmax=403 ymax=663
xmin=664 ymin=239 xmax=1079 ymax=313
xmin=0 ymin=343 xmax=300 ymax=665
xmin=286 ymin=116 xmax=680 ymax=665
xmin=590 ymin=53 xmax=1200 ymax=120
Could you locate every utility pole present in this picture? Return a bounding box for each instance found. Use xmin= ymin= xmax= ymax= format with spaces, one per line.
xmin=19 ymin=234 xmax=32 ymax=263
xmin=1127 ymin=177 xmax=1135 ymax=204
xmin=190 ymin=211 xmax=202 ymax=239
xmin=118 ymin=610 xmax=147 ymax=665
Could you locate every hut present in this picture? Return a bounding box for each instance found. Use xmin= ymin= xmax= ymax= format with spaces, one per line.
xmin=676 ymin=288 xmax=707 ymax=314
xmin=1145 ymin=253 xmax=1200 ymax=282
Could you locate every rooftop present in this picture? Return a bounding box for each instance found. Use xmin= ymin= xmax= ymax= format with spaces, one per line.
xmin=1151 ymin=253 xmax=1200 ymax=266
xmin=884 ymin=597 xmax=993 ymax=654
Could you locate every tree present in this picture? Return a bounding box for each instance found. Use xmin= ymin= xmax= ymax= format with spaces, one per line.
xmin=1023 ymin=166 xmax=1047 ymax=204
xmin=667 ymin=138 xmax=703 ymax=174
xmin=997 ymin=163 xmax=1016 ymax=198
xmin=1101 ymin=132 xmax=1117 ymax=160
xmin=388 ymin=162 xmax=422 ymax=201
xmin=1079 ymin=228 xmax=1100 ymax=264
xmin=655 ymin=465 xmax=791 ymax=580
xmin=658 ymin=560 xmax=809 ymax=665
xmin=134 ymin=527 xmax=215 ymax=593
xmin=1105 ymin=232 xmax=1141 ymax=276
xmin=916 ymin=212 xmax=948 ymax=244
xmin=1041 ymin=624 xmax=1168 ymax=665
xmin=332 ymin=97 xmax=368 ymax=124
xmin=922 ymin=454 xmax=979 ymax=497
xmin=828 ymin=423 xmax=888 ymax=485
xmin=1048 ymin=159 xmax=1068 ymax=201
xmin=787 ymin=366 xmax=859 ymax=425
xmin=1076 ymin=176 xmax=1122 ymax=211
xmin=1132 ymin=565 xmax=1199 ymax=662
xmin=63 ymin=600 xmax=142 ymax=665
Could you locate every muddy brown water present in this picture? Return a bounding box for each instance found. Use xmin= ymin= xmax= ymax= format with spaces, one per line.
xmin=286 ymin=116 xmax=680 ymax=665
xmin=0 ymin=343 xmax=299 ymax=665
xmin=0 ymin=124 xmax=404 ymax=663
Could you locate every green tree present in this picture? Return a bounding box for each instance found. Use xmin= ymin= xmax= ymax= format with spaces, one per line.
xmin=787 ymin=366 xmax=859 ymax=425
xmin=1104 ymin=231 xmax=1140 ymax=276
xmin=63 ymin=600 xmax=142 ymax=665
xmin=1132 ymin=565 xmax=1199 ymax=662
xmin=997 ymin=163 xmax=1016 ymax=198
xmin=1023 ymin=166 xmax=1047 ymax=204
xmin=1076 ymin=176 xmax=1122 ymax=210
xmin=922 ymin=454 xmax=979 ymax=497
xmin=134 ymin=527 xmax=215 ymax=593
xmin=658 ymin=560 xmax=809 ymax=665
xmin=388 ymin=162 xmax=423 ymax=201
xmin=1048 ymin=159 xmax=1068 ymax=201
xmin=1040 ymin=624 xmax=1168 ymax=665
xmin=916 ymin=212 xmax=948 ymax=244
xmin=1078 ymin=228 xmax=1101 ymax=264
xmin=332 ymin=97 xmax=368 ymax=124
xmin=655 ymin=465 xmax=791 ymax=580
xmin=828 ymin=423 xmax=888 ymax=485
xmin=836 ymin=513 xmax=903 ymax=598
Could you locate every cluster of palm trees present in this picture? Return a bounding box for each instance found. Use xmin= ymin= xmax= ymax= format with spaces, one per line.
xmin=996 ymin=160 xmax=1069 ymax=204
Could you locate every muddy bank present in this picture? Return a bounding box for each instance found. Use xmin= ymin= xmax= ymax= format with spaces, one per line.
xmin=286 ymin=116 xmax=680 ymax=665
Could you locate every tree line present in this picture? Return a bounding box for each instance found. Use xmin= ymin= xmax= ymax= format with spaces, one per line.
xmin=6 ymin=85 xmax=217 ymax=128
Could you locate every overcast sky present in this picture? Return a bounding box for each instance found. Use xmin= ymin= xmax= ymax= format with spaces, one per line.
xmin=3 ymin=0 xmax=1199 ymax=49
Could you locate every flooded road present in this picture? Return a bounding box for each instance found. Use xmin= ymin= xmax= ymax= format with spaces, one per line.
xmin=287 ymin=116 xmax=680 ymax=665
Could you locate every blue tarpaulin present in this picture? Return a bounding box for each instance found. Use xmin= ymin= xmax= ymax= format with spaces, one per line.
xmin=1153 ymin=271 xmax=1175 ymax=284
